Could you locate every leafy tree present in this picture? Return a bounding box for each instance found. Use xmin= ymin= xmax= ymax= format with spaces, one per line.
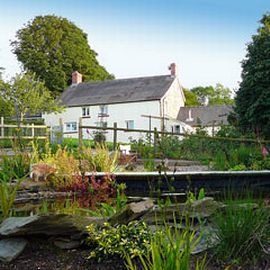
xmin=0 ymin=67 xmax=4 ymax=78
xmin=210 ymin=83 xmax=234 ymax=105
xmin=234 ymin=13 xmax=270 ymax=138
xmin=190 ymin=86 xmax=214 ymax=105
xmin=183 ymin=88 xmax=200 ymax=106
xmin=191 ymin=84 xmax=233 ymax=106
xmin=0 ymin=89 xmax=12 ymax=118
xmin=0 ymin=68 xmax=12 ymax=117
xmin=0 ymin=72 xmax=63 ymax=125
xmin=11 ymin=15 xmax=114 ymax=96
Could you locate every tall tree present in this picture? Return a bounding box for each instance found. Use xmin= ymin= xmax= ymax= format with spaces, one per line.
xmin=190 ymin=86 xmax=214 ymax=105
xmin=234 ymin=13 xmax=270 ymax=137
xmin=210 ymin=83 xmax=234 ymax=105
xmin=191 ymin=84 xmax=233 ymax=106
xmin=0 ymin=68 xmax=12 ymax=117
xmin=11 ymin=15 xmax=114 ymax=96
xmin=183 ymin=88 xmax=200 ymax=106
xmin=0 ymin=72 xmax=63 ymax=124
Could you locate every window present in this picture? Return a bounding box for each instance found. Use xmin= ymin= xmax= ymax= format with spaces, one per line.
xmin=100 ymin=122 xmax=108 ymax=128
xmin=95 ymin=121 xmax=108 ymax=128
xmin=82 ymin=107 xmax=90 ymax=117
xmin=100 ymin=105 xmax=108 ymax=115
xmin=126 ymin=120 xmax=134 ymax=129
xmin=174 ymin=125 xmax=181 ymax=134
xmin=65 ymin=122 xmax=77 ymax=132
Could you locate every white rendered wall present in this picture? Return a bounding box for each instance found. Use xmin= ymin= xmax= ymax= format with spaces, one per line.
xmin=43 ymin=100 xmax=162 ymax=143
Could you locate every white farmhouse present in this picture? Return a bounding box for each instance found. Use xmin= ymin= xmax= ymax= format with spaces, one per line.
xmin=43 ymin=63 xmax=190 ymax=142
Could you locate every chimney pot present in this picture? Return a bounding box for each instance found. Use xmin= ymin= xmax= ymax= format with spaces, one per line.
xmin=72 ymin=71 xmax=82 ymax=85
xmin=168 ymin=63 xmax=177 ymax=77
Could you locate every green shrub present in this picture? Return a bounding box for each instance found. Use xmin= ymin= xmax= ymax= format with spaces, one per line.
xmin=81 ymin=143 xmax=119 ymax=172
xmin=125 ymin=217 xmax=206 ymax=270
xmin=143 ymin=155 xmax=155 ymax=172
xmin=213 ymin=196 xmax=270 ymax=264
xmin=0 ymin=152 xmax=30 ymax=180
xmin=131 ymin=138 xmax=154 ymax=159
xmin=42 ymin=146 xmax=80 ymax=189
xmin=0 ymin=177 xmax=23 ymax=219
xmin=86 ymin=221 xmax=152 ymax=260
xmin=250 ymin=157 xmax=270 ymax=170
xmin=229 ymin=164 xmax=247 ymax=171
xmin=157 ymin=135 xmax=182 ymax=159
xmin=94 ymin=132 xmax=106 ymax=144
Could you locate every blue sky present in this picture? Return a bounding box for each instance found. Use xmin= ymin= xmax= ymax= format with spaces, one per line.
xmin=0 ymin=0 xmax=269 ymax=90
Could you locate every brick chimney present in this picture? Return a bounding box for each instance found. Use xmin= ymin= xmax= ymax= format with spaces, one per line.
xmin=72 ymin=71 xmax=82 ymax=85
xmin=168 ymin=63 xmax=177 ymax=77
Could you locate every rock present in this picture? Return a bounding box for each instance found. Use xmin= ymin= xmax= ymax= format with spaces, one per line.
xmin=0 ymin=238 xmax=28 ymax=262
xmin=0 ymin=216 xmax=40 ymax=236
xmin=142 ymin=197 xmax=224 ymax=225
xmin=191 ymin=197 xmax=224 ymax=217
xmin=191 ymin=226 xmax=219 ymax=254
xmin=232 ymin=202 xmax=258 ymax=210
xmin=0 ymin=214 xmax=106 ymax=237
xmin=109 ymin=199 xmax=154 ymax=225
xmin=54 ymin=237 xmax=80 ymax=249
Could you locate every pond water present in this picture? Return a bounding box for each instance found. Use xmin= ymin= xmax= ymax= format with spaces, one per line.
xmin=11 ymin=194 xmax=115 ymax=217
xmin=6 ymin=187 xmax=269 ymax=219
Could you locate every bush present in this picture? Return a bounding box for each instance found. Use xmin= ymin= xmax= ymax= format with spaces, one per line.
xmin=94 ymin=132 xmax=106 ymax=144
xmin=0 ymin=151 xmax=30 ymax=180
xmin=125 ymin=217 xmax=206 ymax=270
xmin=213 ymin=196 xmax=270 ymax=264
xmin=80 ymin=143 xmax=119 ymax=172
xmin=0 ymin=179 xmax=23 ymax=219
xmin=42 ymin=146 xmax=80 ymax=189
xmin=157 ymin=135 xmax=182 ymax=159
xmin=86 ymin=221 xmax=152 ymax=260
xmin=130 ymin=138 xmax=154 ymax=159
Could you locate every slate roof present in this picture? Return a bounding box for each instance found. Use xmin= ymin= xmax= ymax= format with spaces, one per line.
xmin=59 ymin=75 xmax=175 ymax=107
xmin=177 ymin=105 xmax=233 ymax=127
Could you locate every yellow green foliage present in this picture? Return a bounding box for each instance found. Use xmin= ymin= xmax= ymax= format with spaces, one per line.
xmin=81 ymin=143 xmax=119 ymax=172
xmin=43 ymin=146 xmax=80 ymax=189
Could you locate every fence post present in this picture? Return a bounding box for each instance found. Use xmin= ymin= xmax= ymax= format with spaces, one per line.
xmin=59 ymin=118 xmax=63 ymax=131
xmin=45 ymin=126 xmax=50 ymax=143
xmin=1 ymin=117 xmax=4 ymax=138
xmin=113 ymin=122 xmax=117 ymax=150
xmin=31 ymin=123 xmax=35 ymax=138
xmin=154 ymin=127 xmax=158 ymax=156
xmin=78 ymin=117 xmax=83 ymax=148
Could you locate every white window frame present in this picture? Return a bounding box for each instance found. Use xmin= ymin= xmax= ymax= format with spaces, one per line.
xmin=100 ymin=105 xmax=108 ymax=115
xmin=126 ymin=120 xmax=135 ymax=130
xmin=65 ymin=122 xmax=77 ymax=132
xmin=82 ymin=107 xmax=90 ymax=117
xmin=95 ymin=121 xmax=108 ymax=128
xmin=174 ymin=125 xmax=181 ymax=134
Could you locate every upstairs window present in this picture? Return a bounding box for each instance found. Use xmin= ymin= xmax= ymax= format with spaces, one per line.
xmin=82 ymin=107 xmax=90 ymax=117
xmin=99 ymin=105 xmax=108 ymax=115
xmin=126 ymin=120 xmax=135 ymax=130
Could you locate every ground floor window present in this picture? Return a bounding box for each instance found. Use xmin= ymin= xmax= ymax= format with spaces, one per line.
xmin=174 ymin=125 xmax=181 ymax=133
xmin=172 ymin=125 xmax=181 ymax=133
xmin=95 ymin=121 xmax=108 ymax=128
xmin=126 ymin=120 xmax=134 ymax=129
xmin=65 ymin=122 xmax=77 ymax=132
